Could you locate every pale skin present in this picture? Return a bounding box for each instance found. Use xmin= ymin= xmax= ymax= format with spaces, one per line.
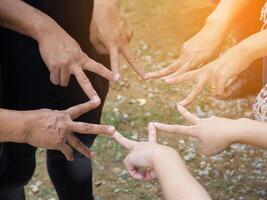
xmin=0 ymin=100 xmax=115 ymax=161
xmin=0 ymin=0 xmax=147 ymax=102
xmin=112 ymin=125 xmax=212 ymax=200
xmin=154 ymin=105 xmax=267 ymax=156
xmin=168 ymin=29 xmax=267 ymax=106
xmin=147 ymin=0 xmax=257 ymax=105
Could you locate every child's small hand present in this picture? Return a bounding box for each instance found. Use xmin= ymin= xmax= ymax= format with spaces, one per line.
xmin=112 ymin=123 xmax=172 ymax=180
xmin=154 ymin=105 xmax=242 ymax=156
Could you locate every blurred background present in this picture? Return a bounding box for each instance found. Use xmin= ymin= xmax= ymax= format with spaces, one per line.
xmin=26 ymin=0 xmax=267 ymax=199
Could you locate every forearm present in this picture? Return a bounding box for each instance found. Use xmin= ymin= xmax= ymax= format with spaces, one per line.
xmin=152 ymin=147 xmax=212 ymax=200
xmin=0 ymin=0 xmax=62 ymax=41
xmin=237 ymin=30 xmax=267 ymax=61
xmin=235 ymin=118 xmax=267 ymax=148
xmin=0 ymin=109 xmax=27 ymax=143
xmin=206 ymin=0 xmax=252 ymax=31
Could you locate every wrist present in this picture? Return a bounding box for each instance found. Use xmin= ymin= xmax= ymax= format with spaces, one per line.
xmin=33 ymin=18 xmax=63 ymax=43
xmin=0 ymin=110 xmax=28 ymax=143
xmin=151 ymin=146 xmax=181 ymax=168
xmin=232 ymin=118 xmax=252 ymax=143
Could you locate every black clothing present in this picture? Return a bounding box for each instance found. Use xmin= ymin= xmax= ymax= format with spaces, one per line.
xmin=0 ymin=0 xmax=110 ymax=199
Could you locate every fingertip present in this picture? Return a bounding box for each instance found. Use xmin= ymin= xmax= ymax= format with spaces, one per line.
xmin=113 ymin=73 xmax=121 ymax=81
xmin=108 ymin=126 xmax=116 ymax=134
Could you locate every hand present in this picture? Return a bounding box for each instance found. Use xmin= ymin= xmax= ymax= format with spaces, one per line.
xmin=165 ymin=45 xmax=252 ymax=106
xmin=23 ymin=100 xmax=115 ymax=161
xmin=148 ymin=20 xmax=226 ymax=79
xmin=154 ymin=105 xmax=242 ymax=156
xmin=90 ymin=0 xmax=148 ymax=80
xmin=38 ymin=25 xmax=116 ymax=100
xmin=112 ymin=123 xmax=168 ymax=180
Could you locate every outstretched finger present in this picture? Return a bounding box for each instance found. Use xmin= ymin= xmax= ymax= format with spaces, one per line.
xmin=68 ymin=121 xmax=115 ymax=135
xmin=121 ymin=45 xmax=148 ymax=80
xmin=67 ymin=135 xmax=92 ymax=158
xmin=83 ymin=56 xmax=115 ymax=81
xmin=148 ymin=122 xmax=157 ymax=143
xmin=147 ymin=60 xmax=181 ymax=79
xmin=67 ymin=100 xmax=101 ymax=120
xmin=73 ymin=67 xmax=98 ymax=100
xmin=177 ymin=104 xmax=200 ymax=124
xmin=153 ymin=122 xmax=195 ymax=137
xmin=179 ymin=75 xmax=208 ymax=106
xmin=164 ymin=68 xmax=200 ymax=84
xmin=113 ymin=131 xmax=137 ymax=150
xmin=109 ymin=46 xmax=121 ymax=81
xmin=124 ymin=156 xmax=144 ymax=180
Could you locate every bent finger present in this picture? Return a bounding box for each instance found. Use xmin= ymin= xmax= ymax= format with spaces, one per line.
xmin=50 ymin=69 xmax=60 ymax=85
xmin=124 ymin=157 xmax=144 ymax=180
xmin=60 ymin=144 xmax=74 ymax=161
xmin=67 ymin=135 xmax=92 ymax=158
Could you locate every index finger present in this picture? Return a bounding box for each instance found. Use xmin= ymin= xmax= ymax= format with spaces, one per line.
xmin=72 ymin=67 xmax=98 ymax=100
xmin=112 ymin=131 xmax=137 ymax=150
xmin=148 ymin=122 xmax=157 ymax=143
xmin=147 ymin=60 xmax=181 ymax=79
xmin=177 ymin=104 xmax=200 ymax=125
xmin=83 ymin=56 xmax=115 ymax=82
xmin=121 ymin=45 xmax=148 ymax=80
xmin=66 ymin=100 xmax=100 ymax=120
xmin=179 ymin=75 xmax=208 ymax=106
xmin=109 ymin=46 xmax=121 ymax=80
xmin=68 ymin=121 xmax=115 ymax=135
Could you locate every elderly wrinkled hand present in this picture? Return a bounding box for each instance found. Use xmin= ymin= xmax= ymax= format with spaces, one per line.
xmin=23 ymin=100 xmax=115 ymax=161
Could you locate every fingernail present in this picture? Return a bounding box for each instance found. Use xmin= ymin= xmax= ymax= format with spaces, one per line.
xmin=113 ymin=73 xmax=121 ymax=81
xmin=108 ymin=126 xmax=116 ymax=134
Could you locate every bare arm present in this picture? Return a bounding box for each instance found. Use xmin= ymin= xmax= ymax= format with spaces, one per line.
xmin=0 ymin=0 xmax=115 ymax=99
xmin=152 ymin=147 xmax=212 ymax=200
xmin=154 ymin=105 xmax=267 ymax=157
xmin=148 ymin=0 xmax=252 ymax=80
